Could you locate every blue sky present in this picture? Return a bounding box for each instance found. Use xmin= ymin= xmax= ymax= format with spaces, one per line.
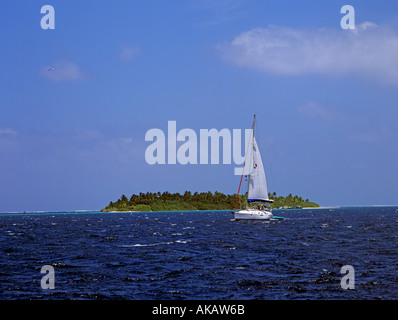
xmin=1 ymin=0 xmax=398 ymax=211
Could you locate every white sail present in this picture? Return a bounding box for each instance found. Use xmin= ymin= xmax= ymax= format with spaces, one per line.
xmin=247 ymin=137 xmax=269 ymax=203
xmin=233 ymin=115 xmax=281 ymax=221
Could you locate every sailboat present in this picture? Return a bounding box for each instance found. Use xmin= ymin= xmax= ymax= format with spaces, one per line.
xmin=233 ymin=115 xmax=282 ymax=220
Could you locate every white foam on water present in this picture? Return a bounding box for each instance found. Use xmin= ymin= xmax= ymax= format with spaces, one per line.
xmin=175 ymin=240 xmax=190 ymax=244
xmin=131 ymin=241 xmax=174 ymax=247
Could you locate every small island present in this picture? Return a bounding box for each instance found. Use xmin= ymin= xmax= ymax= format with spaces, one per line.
xmin=101 ymin=191 xmax=319 ymax=212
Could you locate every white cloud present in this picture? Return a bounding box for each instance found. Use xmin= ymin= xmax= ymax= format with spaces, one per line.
xmin=120 ymin=45 xmax=140 ymax=61
xmin=41 ymin=60 xmax=91 ymax=82
xmin=219 ymin=22 xmax=398 ymax=85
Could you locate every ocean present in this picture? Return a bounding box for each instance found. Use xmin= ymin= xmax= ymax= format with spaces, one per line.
xmin=1 ymin=206 xmax=397 ymax=300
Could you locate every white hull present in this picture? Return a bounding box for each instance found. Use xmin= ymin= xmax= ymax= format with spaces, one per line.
xmin=234 ymin=209 xmax=273 ymax=220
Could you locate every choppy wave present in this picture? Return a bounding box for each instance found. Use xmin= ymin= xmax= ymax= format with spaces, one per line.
xmin=1 ymin=207 xmax=398 ymax=299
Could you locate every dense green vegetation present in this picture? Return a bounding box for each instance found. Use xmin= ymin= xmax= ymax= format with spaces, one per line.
xmin=268 ymin=192 xmax=319 ymax=209
xmin=101 ymin=191 xmax=319 ymax=212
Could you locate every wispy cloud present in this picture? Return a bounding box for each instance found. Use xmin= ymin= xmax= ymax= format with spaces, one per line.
xmin=297 ymin=101 xmax=349 ymax=122
xmin=0 ymin=128 xmax=18 ymax=154
xmin=120 ymin=45 xmax=140 ymax=61
xmin=191 ymin=0 xmax=246 ymax=27
xmin=1 ymin=128 xmax=138 ymax=167
xmin=0 ymin=128 xmax=17 ymax=136
xmin=39 ymin=129 xmax=136 ymax=164
xmin=219 ymin=22 xmax=398 ymax=85
xmin=348 ymin=126 xmax=389 ymax=142
xmin=41 ymin=60 xmax=92 ymax=82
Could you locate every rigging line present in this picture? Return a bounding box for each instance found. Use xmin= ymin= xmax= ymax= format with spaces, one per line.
xmin=234 ymin=116 xmax=255 ymax=211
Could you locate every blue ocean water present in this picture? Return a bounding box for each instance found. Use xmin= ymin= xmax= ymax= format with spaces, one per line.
xmin=0 ymin=206 xmax=397 ymax=300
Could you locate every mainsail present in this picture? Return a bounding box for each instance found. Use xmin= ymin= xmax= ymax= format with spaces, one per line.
xmin=247 ymin=137 xmax=270 ymax=203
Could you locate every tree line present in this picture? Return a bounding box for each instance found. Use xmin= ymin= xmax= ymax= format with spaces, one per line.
xmin=101 ymin=191 xmax=319 ymax=212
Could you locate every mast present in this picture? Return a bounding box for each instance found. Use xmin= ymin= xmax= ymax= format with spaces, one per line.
xmin=246 ymin=114 xmax=256 ymax=208
xmin=233 ymin=115 xmax=255 ymax=211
